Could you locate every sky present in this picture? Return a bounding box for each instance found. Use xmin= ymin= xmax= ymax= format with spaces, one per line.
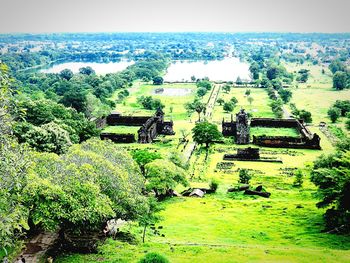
xmin=0 ymin=0 xmax=349 ymax=33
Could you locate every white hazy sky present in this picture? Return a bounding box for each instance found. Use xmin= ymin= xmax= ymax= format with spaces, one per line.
xmin=0 ymin=0 xmax=349 ymax=33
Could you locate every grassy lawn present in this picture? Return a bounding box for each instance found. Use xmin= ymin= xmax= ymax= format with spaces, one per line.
xmin=212 ymin=87 xmax=274 ymax=126
xmin=250 ymin=127 xmax=300 ymax=137
xmin=56 ymin=79 xmax=350 ymax=262
xmin=102 ymin=125 xmax=141 ymax=136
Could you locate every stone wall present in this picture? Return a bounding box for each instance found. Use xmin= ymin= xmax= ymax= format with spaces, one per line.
xmin=100 ymin=133 xmax=136 ymax=143
xmin=106 ymin=115 xmax=151 ymax=126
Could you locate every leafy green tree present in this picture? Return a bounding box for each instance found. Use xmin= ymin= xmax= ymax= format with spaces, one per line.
xmin=60 ymin=88 xmax=88 ymax=113
xmin=279 ymin=89 xmax=293 ymax=103
xmin=217 ymin=98 xmax=225 ymax=106
xmin=239 ymin=169 xmax=251 ymax=184
xmin=328 ymin=107 xmax=341 ymax=123
xmin=298 ymin=109 xmax=313 ymax=123
xmin=230 ymin=96 xmax=238 ymax=105
xmin=247 ymin=96 xmax=254 ymax=105
xmin=245 ymin=89 xmax=251 ymax=96
xmin=329 ymin=60 xmax=346 ymax=74
xmin=222 ymin=84 xmax=231 ymax=93
xmin=79 ymin=66 xmax=95 ymax=75
xmin=144 ymin=159 xmax=188 ymax=197
xmin=310 ymin=142 xmax=350 ymax=232
xmin=185 ymin=100 xmax=206 ymax=121
xmin=59 ymin=69 xmax=74 ymax=80
xmin=333 ymin=71 xmax=348 ymax=90
xmin=249 ymin=62 xmax=260 ymax=80
xmin=333 ymin=100 xmax=350 ymax=116
xmin=153 ymin=76 xmax=164 ymax=85
xmin=131 ymin=149 xmax=162 ymax=176
xmin=293 ymin=169 xmax=304 ymax=188
xmin=192 ymin=121 xmax=222 ymax=148
xmin=138 ymin=252 xmax=169 ymax=263
xmin=196 ymin=80 xmax=212 ymax=91
xmin=138 ymin=197 xmax=163 ymax=243
xmin=223 ymin=102 xmax=234 ymax=113
xmin=197 ymin=87 xmax=207 ymax=97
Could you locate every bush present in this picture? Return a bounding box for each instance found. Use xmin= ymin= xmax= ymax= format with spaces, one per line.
xmin=238 ymin=169 xmax=251 ymax=184
xmin=209 ymin=179 xmax=219 ymax=192
xmin=293 ymin=169 xmax=304 ymax=187
xmin=138 ymin=252 xmax=169 ymax=263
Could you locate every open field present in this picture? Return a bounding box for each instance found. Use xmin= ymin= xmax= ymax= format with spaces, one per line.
xmin=57 ymin=78 xmax=350 ymax=262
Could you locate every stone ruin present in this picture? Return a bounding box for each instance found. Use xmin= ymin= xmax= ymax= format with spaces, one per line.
xmin=222 ymin=109 xmax=250 ymax=144
xmin=222 ymin=109 xmax=321 ymax=149
xmin=98 ymin=108 xmax=175 ymax=144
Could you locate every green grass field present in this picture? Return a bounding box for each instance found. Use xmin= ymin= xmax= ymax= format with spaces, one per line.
xmin=56 ymin=77 xmax=350 ymax=262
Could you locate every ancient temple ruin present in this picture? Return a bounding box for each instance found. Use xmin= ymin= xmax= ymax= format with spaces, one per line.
xmin=99 ymin=108 xmax=175 ymax=143
xmin=222 ymin=109 xmax=321 ymax=149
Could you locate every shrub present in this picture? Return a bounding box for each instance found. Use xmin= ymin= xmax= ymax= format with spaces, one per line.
xmin=238 ymin=169 xmax=251 ymax=184
xmin=209 ymin=179 xmax=219 ymax=192
xmin=293 ymin=169 xmax=304 ymax=187
xmin=138 ymin=252 xmax=170 ymax=263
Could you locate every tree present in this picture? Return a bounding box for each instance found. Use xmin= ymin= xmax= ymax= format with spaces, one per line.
xmin=197 ymin=87 xmax=207 ymax=97
xmin=222 ymin=84 xmax=231 ymax=93
xmin=239 ymin=169 xmax=251 ymax=184
xmin=247 ymin=96 xmax=254 ymax=105
xmin=279 ymin=89 xmax=293 ymax=103
xmin=293 ymin=169 xmax=304 ymax=188
xmin=329 ymin=60 xmax=346 ymax=74
xmin=249 ymin=62 xmax=260 ymax=80
xmin=138 ymin=252 xmax=169 ymax=263
xmin=230 ymin=96 xmax=238 ymax=105
xmin=153 ymin=76 xmax=164 ymax=85
xmin=131 ymin=149 xmax=162 ymax=176
xmin=310 ymin=141 xmax=350 ymax=232
xmin=60 ymin=88 xmax=87 ymax=113
xmin=25 ymin=139 xmax=147 ymax=234
xmin=59 ymin=69 xmax=74 ymax=80
xmin=333 ymin=71 xmax=348 ymax=90
xmin=333 ymin=100 xmax=350 ymax=116
xmin=144 ymin=159 xmax=188 ymax=197
xmin=298 ymin=110 xmax=312 ymax=123
xmin=223 ymin=102 xmax=234 ymax=113
xmin=138 ymin=198 xmax=163 ymax=243
xmin=185 ymin=100 xmax=206 ymax=121
xmin=217 ymin=98 xmax=225 ymax=106
xmin=245 ymin=89 xmax=251 ymax=96
xmin=19 ymin=122 xmax=72 ymax=154
xmin=328 ymin=107 xmax=341 ymax=123
xmin=191 ymin=75 xmax=196 ymax=82
xmin=196 ymin=80 xmax=212 ymax=91
xmin=137 ymin=96 xmax=164 ymax=110
xmin=192 ymin=121 xmax=222 ymax=148
xmin=79 ymin=66 xmax=95 ymax=75
xmin=236 ymin=76 xmax=243 ymax=85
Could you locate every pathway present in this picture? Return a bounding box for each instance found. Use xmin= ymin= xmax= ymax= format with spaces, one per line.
xmin=183 ymin=84 xmax=221 ymax=161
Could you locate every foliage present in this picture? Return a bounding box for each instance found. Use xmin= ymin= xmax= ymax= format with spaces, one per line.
xmin=185 ymin=99 xmax=206 ymax=121
xmin=217 ymin=98 xmax=225 ymax=105
xmin=196 ymin=80 xmax=212 ymax=91
xmin=223 ymin=102 xmax=235 ymax=113
xmin=209 ymin=179 xmax=219 ymax=192
xmin=24 ymin=139 xmax=147 ymax=234
xmin=327 ymin=107 xmax=341 ymax=123
xmin=137 ymin=96 xmax=164 ymax=110
xmin=329 ymin=60 xmax=347 ymax=74
xmin=131 ymin=149 xmax=162 ymax=176
xmin=310 ymin=142 xmax=350 ymax=232
xmin=238 ymin=169 xmax=251 ymax=184
xmin=197 ymin=87 xmax=207 ymax=97
xmin=222 ymin=84 xmax=231 ymax=93
xmin=138 ymin=197 xmax=164 ymax=243
xmin=332 ymin=100 xmax=350 ymax=117
xmin=153 ymin=76 xmax=164 ymax=85
xmin=333 ymin=71 xmax=348 ymax=90
xmin=192 ymin=121 xmax=222 ymax=148
xmin=144 ymin=159 xmax=188 ymax=197
xmin=279 ymin=89 xmax=292 ymax=103
xmin=293 ymin=169 xmax=304 ymax=187
xmin=138 ymin=252 xmax=169 ymax=263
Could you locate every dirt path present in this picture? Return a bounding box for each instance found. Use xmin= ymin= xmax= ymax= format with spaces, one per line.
xmin=183 ymin=84 xmax=221 ymax=161
xmin=18 ymin=232 xmax=58 ymax=263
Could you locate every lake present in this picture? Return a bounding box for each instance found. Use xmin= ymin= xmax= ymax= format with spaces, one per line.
xmin=153 ymin=88 xmax=192 ymax=96
xmin=40 ymin=61 xmax=134 ymax=75
xmin=163 ymin=57 xmax=251 ymax=82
